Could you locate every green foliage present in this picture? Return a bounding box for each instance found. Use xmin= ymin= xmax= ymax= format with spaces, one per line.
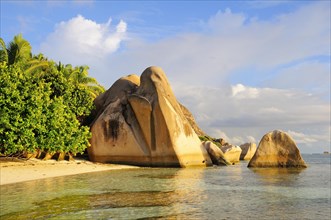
xmin=57 ymin=63 xmax=105 ymax=98
xmin=199 ymin=135 xmax=222 ymax=147
xmin=0 ymin=38 xmax=8 ymax=63
xmin=6 ymin=34 xmax=32 ymax=65
xmin=0 ymin=34 xmax=104 ymax=157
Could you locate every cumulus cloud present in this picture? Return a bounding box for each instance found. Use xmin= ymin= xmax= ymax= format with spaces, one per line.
xmin=40 ymin=15 xmax=127 ymax=66
xmin=287 ymin=130 xmax=318 ymax=144
xmin=107 ymin=1 xmax=330 ymax=88
xmin=174 ymin=83 xmax=330 ymax=152
xmin=262 ymin=60 xmax=330 ymax=97
xmin=231 ymin=84 xmax=259 ymax=99
xmin=246 ymin=136 xmax=256 ymax=144
xmin=207 ymin=8 xmax=246 ymax=33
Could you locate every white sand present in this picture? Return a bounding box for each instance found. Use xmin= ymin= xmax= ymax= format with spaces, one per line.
xmin=0 ymin=158 xmax=138 ymax=185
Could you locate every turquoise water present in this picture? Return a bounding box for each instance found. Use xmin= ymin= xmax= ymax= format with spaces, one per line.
xmin=0 ymin=154 xmax=330 ymax=220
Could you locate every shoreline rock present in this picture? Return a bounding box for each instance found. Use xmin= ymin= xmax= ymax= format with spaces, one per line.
xmin=220 ymin=145 xmax=242 ymax=164
xmin=248 ymin=130 xmax=307 ymax=168
xmin=239 ymin=143 xmax=257 ymax=161
xmin=88 ymin=66 xmax=212 ymax=167
xmin=202 ymin=141 xmax=231 ymax=166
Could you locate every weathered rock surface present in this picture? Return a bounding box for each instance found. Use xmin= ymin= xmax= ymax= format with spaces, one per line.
xmin=214 ymin=138 xmax=227 ymax=146
xmin=202 ymin=141 xmax=231 ymax=166
xmin=239 ymin=143 xmax=257 ymax=160
xmin=220 ymin=145 xmax=242 ymax=164
xmin=88 ymin=66 xmax=212 ymax=167
xmin=248 ymin=130 xmax=307 ymax=168
xmin=179 ymin=103 xmax=206 ymax=137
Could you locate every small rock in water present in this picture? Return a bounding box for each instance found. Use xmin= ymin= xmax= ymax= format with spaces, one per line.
xmin=239 ymin=143 xmax=257 ymax=161
xmin=248 ymin=130 xmax=307 ymax=168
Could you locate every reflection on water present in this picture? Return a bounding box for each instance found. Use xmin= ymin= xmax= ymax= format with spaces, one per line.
xmin=1 ymin=155 xmax=330 ymax=220
xmin=0 ymin=168 xmax=208 ymax=219
xmin=3 ymin=191 xmax=179 ymax=220
xmin=249 ymin=167 xmax=305 ymax=185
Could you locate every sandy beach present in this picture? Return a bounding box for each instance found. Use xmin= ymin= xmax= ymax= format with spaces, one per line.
xmin=0 ymin=157 xmax=138 ymax=185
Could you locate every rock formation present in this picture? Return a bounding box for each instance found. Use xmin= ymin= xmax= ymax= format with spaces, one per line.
xmin=214 ymin=138 xmax=227 ymax=146
xmin=202 ymin=141 xmax=231 ymax=165
xmin=179 ymin=103 xmax=206 ymax=137
xmin=88 ymin=66 xmax=212 ymax=167
xmin=248 ymin=130 xmax=307 ymax=168
xmin=239 ymin=143 xmax=257 ymax=160
xmin=220 ymin=145 xmax=242 ymax=164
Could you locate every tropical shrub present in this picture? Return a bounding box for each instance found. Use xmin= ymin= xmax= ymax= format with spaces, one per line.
xmin=0 ymin=35 xmax=104 ymax=159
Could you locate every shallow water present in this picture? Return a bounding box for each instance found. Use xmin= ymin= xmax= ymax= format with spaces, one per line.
xmin=0 ymin=154 xmax=330 ymax=219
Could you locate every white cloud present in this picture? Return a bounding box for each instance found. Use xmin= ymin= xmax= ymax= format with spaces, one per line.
xmin=246 ymin=136 xmax=256 ymax=144
xmin=287 ymin=130 xmax=318 ymax=144
xmin=209 ymin=129 xmax=257 ymax=146
xmin=232 ymin=84 xmax=259 ymax=99
xmin=174 ymin=83 xmax=330 ymax=153
xmin=105 ymin=1 xmax=330 ymax=88
xmin=207 ymin=8 xmax=246 ymax=33
xmin=263 ymin=60 xmax=330 ymax=96
xmin=286 ymin=129 xmax=330 ymax=151
xmin=40 ymin=15 xmax=127 ymax=66
xmin=258 ymin=107 xmax=284 ymax=114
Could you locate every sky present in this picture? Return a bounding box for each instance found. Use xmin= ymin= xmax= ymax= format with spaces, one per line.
xmin=1 ymin=0 xmax=330 ymax=153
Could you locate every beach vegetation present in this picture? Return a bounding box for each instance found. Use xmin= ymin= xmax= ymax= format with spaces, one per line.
xmin=0 ymin=35 xmax=105 ymax=159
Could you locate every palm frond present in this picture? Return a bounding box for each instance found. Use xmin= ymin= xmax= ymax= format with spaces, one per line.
xmin=0 ymin=38 xmax=8 ymax=63
xmin=25 ymin=61 xmax=49 ymax=75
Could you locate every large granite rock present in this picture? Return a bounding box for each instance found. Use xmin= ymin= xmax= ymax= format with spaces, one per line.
xmin=248 ymin=130 xmax=307 ymax=168
xmin=239 ymin=143 xmax=257 ymax=160
xmin=88 ymin=66 xmax=212 ymax=167
xmin=179 ymin=103 xmax=206 ymax=137
xmin=202 ymin=141 xmax=231 ymax=166
xmin=220 ymin=145 xmax=242 ymax=164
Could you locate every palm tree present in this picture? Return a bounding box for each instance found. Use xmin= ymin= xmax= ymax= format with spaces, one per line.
xmin=25 ymin=53 xmax=49 ymax=75
xmin=0 ymin=38 xmax=8 ymax=63
xmin=70 ymin=65 xmax=105 ymax=99
xmin=6 ymin=34 xmax=32 ymax=65
xmin=57 ymin=63 xmax=105 ymax=99
xmin=1 ymin=36 xmax=49 ymax=75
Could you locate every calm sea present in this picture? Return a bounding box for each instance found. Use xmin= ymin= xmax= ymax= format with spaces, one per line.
xmin=0 ymin=154 xmax=330 ymax=220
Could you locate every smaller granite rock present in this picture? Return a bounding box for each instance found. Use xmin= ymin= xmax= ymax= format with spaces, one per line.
xmin=239 ymin=143 xmax=257 ymax=160
xmin=220 ymin=145 xmax=242 ymax=164
xmin=213 ymin=138 xmax=227 ymax=146
xmin=248 ymin=130 xmax=307 ymax=168
xmin=203 ymin=141 xmax=231 ymax=166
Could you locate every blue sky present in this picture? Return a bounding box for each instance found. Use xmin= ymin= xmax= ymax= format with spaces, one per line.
xmin=1 ymin=0 xmax=330 ymax=153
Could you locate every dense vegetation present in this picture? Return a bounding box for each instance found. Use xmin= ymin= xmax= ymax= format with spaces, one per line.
xmin=0 ymin=34 xmax=105 ymax=159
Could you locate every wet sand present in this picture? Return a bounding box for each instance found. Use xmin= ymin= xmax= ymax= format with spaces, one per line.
xmin=0 ymin=157 xmax=138 ymax=185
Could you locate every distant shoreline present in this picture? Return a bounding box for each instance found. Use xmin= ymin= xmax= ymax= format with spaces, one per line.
xmin=0 ymin=157 xmax=138 ymax=185
xmin=311 ymin=152 xmax=330 ymax=155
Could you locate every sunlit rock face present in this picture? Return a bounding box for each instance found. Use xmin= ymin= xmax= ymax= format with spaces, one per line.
xmin=202 ymin=141 xmax=231 ymax=166
xmin=88 ymin=66 xmax=212 ymax=167
xmin=239 ymin=143 xmax=257 ymax=160
xmin=179 ymin=103 xmax=206 ymax=137
xmin=248 ymin=130 xmax=307 ymax=168
xmin=220 ymin=145 xmax=242 ymax=164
